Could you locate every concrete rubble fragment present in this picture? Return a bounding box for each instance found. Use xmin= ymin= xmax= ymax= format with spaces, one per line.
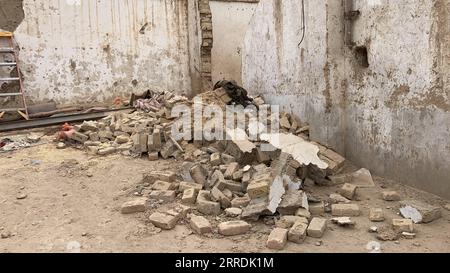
xmin=399 ymin=200 xmax=442 ymax=223
xmin=331 ymin=217 xmax=355 ymax=227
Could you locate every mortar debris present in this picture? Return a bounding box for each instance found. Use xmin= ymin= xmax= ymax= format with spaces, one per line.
xmin=49 ymin=86 xmax=442 ymax=251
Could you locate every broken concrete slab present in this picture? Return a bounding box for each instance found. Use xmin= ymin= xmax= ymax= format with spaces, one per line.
xmin=267 ymin=175 xmax=285 ymax=213
xmin=277 ymin=191 xmax=308 ymax=215
xmin=350 ymin=168 xmax=375 ymax=188
xmin=339 ymin=183 xmax=357 ymax=200
xmin=148 ymin=190 xmax=176 ymax=203
xmin=399 ymin=200 xmax=442 ymax=223
xmin=260 ymin=133 xmax=328 ymax=169
xmin=331 ymin=217 xmax=355 ymax=227
xmin=241 ymin=198 xmax=271 ymax=221
xmin=143 ymin=171 xmax=176 ymax=184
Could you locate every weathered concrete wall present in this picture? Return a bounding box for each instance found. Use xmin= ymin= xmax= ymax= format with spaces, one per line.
xmin=243 ymin=0 xmax=450 ymax=199
xmin=210 ymin=0 xmax=258 ymax=85
xmin=11 ymin=0 xmax=199 ymax=105
xmin=0 ymin=0 xmax=24 ymax=32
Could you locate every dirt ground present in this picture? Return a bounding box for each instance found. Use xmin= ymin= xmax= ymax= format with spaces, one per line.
xmin=0 ymin=131 xmax=449 ymax=253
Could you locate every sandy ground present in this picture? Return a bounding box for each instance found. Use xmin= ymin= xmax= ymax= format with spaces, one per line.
xmin=0 ymin=133 xmax=449 ymax=253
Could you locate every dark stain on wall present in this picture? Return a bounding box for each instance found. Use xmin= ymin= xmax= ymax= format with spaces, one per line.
xmin=0 ymin=0 xmax=24 ymax=32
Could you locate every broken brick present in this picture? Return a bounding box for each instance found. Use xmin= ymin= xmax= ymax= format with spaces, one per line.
xmin=196 ymin=190 xmax=221 ymax=215
xmin=218 ymin=221 xmax=251 ymax=236
xmin=288 ymin=221 xmax=308 ymax=243
xmin=331 ymin=203 xmax=361 ymax=217
xmin=339 ymin=183 xmax=357 ymax=200
xmin=121 ymin=198 xmax=147 ymax=214
xmin=190 ymin=215 xmax=212 ymax=234
xmin=149 ymin=212 xmax=178 ymax=230
xmin=307 ymin=218 xmax=327 ymax=238
xmin=392 ymin=219 xmax=414 ymax=233
xmin=382 ymin=191 xmax=401 ymax=201
xmin=266 ymin=228 xmax=288 ymax=250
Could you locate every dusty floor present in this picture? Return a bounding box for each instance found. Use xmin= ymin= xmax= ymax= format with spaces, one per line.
xmin=0 ymin=133 xmax=449 ymax=253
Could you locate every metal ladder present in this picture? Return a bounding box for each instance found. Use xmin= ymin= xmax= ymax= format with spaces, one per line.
xmin=0 ymin=31 xmax=28 ymax=120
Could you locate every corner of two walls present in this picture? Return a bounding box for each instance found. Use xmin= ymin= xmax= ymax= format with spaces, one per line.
xmin=188 ymin=0 xmax=214 ymax=96
xmin=242 ymin=0 xmax=346 ymax=154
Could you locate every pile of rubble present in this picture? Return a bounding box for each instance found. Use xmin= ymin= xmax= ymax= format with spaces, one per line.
xmin=58 ymin=87 xmax=443 ymax=251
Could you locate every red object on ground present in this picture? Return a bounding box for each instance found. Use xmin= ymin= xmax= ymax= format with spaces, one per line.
xmin=62 ymin=123 xmax=74 ymax=131
xmin=56 ymin=123 xmax=75 ymax=141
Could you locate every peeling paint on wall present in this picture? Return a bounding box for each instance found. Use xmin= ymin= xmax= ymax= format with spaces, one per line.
xmin=11 ymin=0 xmax=198 ymax=105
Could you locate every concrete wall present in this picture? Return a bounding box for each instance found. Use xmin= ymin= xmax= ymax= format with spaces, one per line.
xmin=210 ymin=0 xmax=258 ymax=85
xmin=243 ymin=0 xmax=450 ymax=199
xmin=10 ymin=0 xmax=202 ymax=105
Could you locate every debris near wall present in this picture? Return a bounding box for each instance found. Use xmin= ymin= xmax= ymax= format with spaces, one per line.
xmin=1 ymin=133 xmax=45 ymax=152
xmin=53 ymin=87 xmax=441 ymax=251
